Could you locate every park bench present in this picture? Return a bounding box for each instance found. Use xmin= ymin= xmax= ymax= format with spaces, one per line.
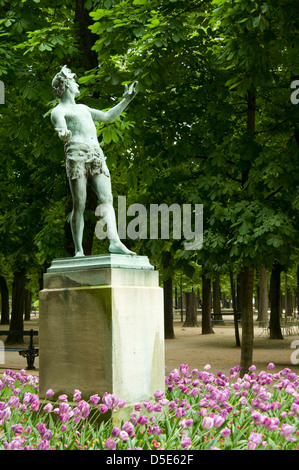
xmin=211 ymin=312 xmax=242 ymax=325
xmin=0 ymin=329 xmax=39 ymax=370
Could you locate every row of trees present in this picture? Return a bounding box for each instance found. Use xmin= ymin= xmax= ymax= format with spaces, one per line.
xmin=0 ymin=0 xmax=298 ymax=374
xmin=176 ymin=265 xmax=298 ymax=331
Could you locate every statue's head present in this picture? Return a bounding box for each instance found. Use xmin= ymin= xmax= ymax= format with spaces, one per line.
xmin=52 ymin=66 xmax=78 ymax=99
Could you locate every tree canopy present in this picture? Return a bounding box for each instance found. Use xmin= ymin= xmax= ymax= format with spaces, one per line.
xmin=0 ymin=0 xmax=298 ymax=367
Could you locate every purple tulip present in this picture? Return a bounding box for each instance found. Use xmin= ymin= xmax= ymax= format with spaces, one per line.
xmin=102 ymin=392 xmax=115 ymax=408
xmin=248 ymin=432 xmax=263 ymax=446
xmin=189 ymin=387 xmax=200 ymax=397
xmin=58 ymin=394 xmax=68 ymax=402
xmin=8 ymin=396 xmax=20 ymax=408
xmin=99 ymin=404 xmax=108 ymax=413
xmin=111 ymin=427 xmax=121 ymax=437
xmin=179 ymin=418 xmax=193 ymax=428
xmin=78 ymin=400 xmax=90 ymax=418
xmin=175 ymin=407 xmax=186 ymax=418
xmin=122 ymin=421 xmax=134 ymax=436
xmin=59 ymin=402 xmax=71 ymax=414
xmin=202 ymin=416 xmax=213 ymax=430
xmin=36 ymin=422 xmax=46 ymax=434
xmin=119 ymin=431 xmax=129 ymax=442
xmin=23 ymin=392 xmax=35 ymax=405
xmin=4 ymin=436 xmax=25 ymax=450
xmin=181 ymin=435 xmax=191 ymax=450
xmin=73 ymin=389 xmax=81 ymax=402
xmin=213 ymin=415 xmax=225 ymax=428
xmin=90 ymin=394 xmax=100 ymax=405
xmin=281 ymin=423 xmax=296 ymax=441
xmin=11 ymin=424 xmax=23 ymax=434
xmin=180 ymin=364 xmax=190 ymax=375
xmin=38 ymin=439 xmax=50 ymax=450
xmin=59 ymin=413 xmax=68 ymax=423
xmin=105 ymin=437 xmax=117 ymax=450
xmin=30 ymin=399 xmax=40 ymax=412
xmin=137 ymin=414 xmax=148 ymax=425
xmin=43 ymin=403 xmax=53 ymax=413
xmin=263 ymin=416 xmax=279 ymax=431
xmin=148 ymin=424 xmax=163 ymax=436
xmin=43 ymin=429 xmax=53 ymax=441
xmin=247 ymin=441 xmax=257 ymax=450
xmin=1 ymin=406 xmax=11 ymax=421
xmin=220 ymin=427 xmax=231 ymax=438
xmin=154 ymin=390 xmax=164 ymax=401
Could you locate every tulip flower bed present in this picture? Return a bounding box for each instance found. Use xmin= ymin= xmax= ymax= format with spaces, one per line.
xmin=0 ymin=363 xmax=298 ymax=450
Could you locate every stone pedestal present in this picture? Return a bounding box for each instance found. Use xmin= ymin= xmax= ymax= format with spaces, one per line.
xmin=39 ymin=254 xmax=165 ymax=404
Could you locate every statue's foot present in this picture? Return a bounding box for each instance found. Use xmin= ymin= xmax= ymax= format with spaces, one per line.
xmin=109 ymin=240 xmax=136 ymax=256
xmin=74 ymin=250 xmax=85 ymax=257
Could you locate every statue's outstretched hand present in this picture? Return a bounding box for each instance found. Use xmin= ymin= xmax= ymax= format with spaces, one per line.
xmin=123 ymin=81 xmax=138 ymax=100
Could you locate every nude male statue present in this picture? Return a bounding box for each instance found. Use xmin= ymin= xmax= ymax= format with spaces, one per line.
xmin=51 ymin=66 xmax=137 ymax=257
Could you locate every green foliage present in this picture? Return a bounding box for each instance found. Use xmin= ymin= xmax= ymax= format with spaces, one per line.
xmin=0 ymin=0 xmax=298 ymax=291
xmin=103 ymin=1 xmax=298 ymax=270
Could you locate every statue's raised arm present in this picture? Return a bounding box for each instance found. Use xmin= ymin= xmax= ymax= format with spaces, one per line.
xmin=88 ymin=81 xmax=138 ymax=123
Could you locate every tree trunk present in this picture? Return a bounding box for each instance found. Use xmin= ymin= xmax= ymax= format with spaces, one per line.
xmin=230 ymin=271 xmax=240 ymax=347
xmin=6 ymin=268 xmax=26 ymax=344
xmin=180 ymin=278 xmax=184 ymax=322
xmin=75 ymin=0 xmax=98 ymax=70
xmin=213 ymin=275 xmax=221 ymax=314
xmin=269 ymin=262 xmax=283 ymax=339
xmin=24 ymin=289 xmax=32 ymax=321
xmin=258 ymin=265 xmax=268 ymax=327
xmin=163 ymin=276 xmax=175 ymax=339
xmin=202 ymin=269 xmax=214 ymax=334
xmin=236 ymin=271 xmax=244 ymax=314
xmin=183 ymin=292 xmax=198 ymax=327
xmin=240 ymin=267 xmax=254 ymax=376
xmin=163 ymin=251 xmax=175 ymax=339
xmin=285 ymin=275 xmax=293 ymax=316
xmin=0 ymin=274 xmax=9 ymax=325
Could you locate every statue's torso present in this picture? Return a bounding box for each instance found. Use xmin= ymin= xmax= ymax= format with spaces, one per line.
xmin=60 ymin=103 xmax=98 ymax=146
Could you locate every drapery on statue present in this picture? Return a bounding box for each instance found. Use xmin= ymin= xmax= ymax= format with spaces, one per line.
xmin=51 ymin=66 xmax=138 ymax=257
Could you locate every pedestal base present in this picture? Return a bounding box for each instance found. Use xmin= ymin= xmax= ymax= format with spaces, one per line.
xmin=39 ymin=255 xmax=165 ymax=403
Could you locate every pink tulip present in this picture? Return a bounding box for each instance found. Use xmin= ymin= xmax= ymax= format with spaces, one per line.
xmin=181 ymin=435 xmax=191 ymax=450
xmin=90 ymin=394 xmax=100 ymax=405
xmin=213 ymin=415 xmax=225 ymax=428
xmin=220 ymin=427 xmax=231 ymax=437
xmin=43 ymin=403 xmax=53 ymax=413
xmin=119 ymin=430 xmax=129 ymax=441
xmin=202 ymin=416 xmax=213 ymax=430
xmin=281 ymin=423 xmax=296 ymax=441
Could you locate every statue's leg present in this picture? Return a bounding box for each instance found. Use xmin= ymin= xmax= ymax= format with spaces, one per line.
xmin=89 ymin=174 xmax=136 ymax=255
xmin=69 ymin=176 xmax=87 ymax=257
